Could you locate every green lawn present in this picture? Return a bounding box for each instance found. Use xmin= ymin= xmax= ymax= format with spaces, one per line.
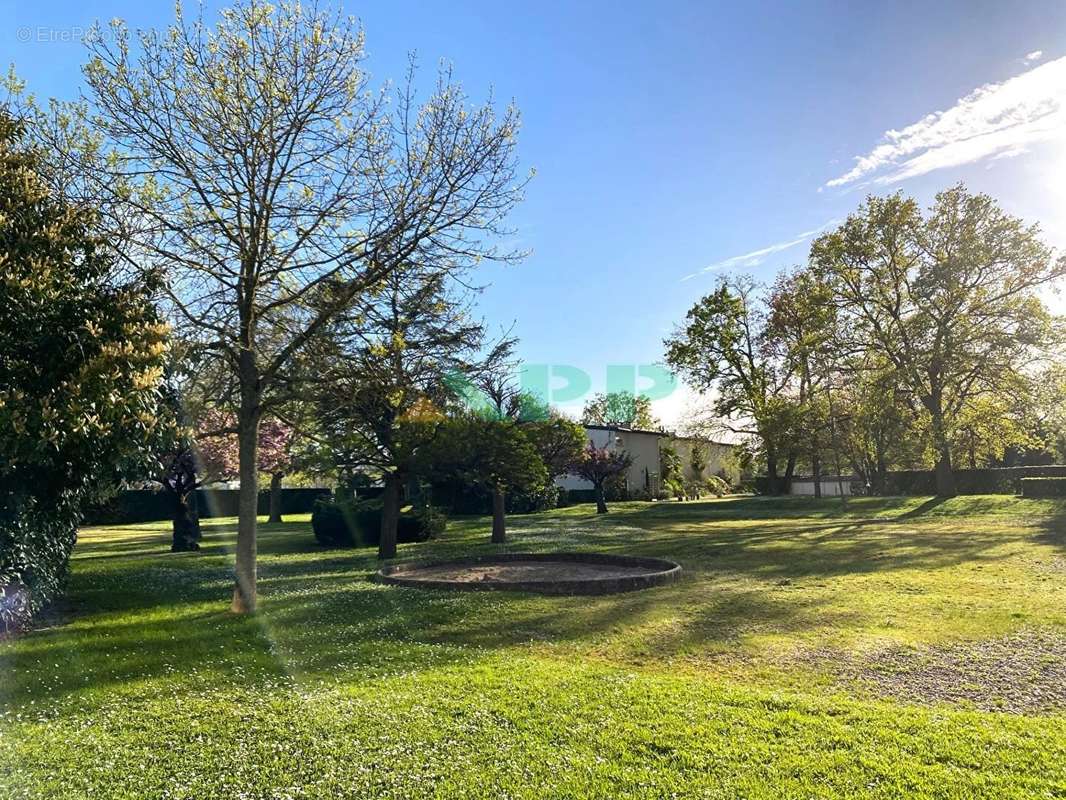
xmin=2 ymin=496 xmax=1065 ymax=798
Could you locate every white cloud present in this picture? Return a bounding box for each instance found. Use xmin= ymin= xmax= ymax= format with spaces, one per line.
xmin=1025 ymin=50 xmax=1044 ymax=63
xmin=680 ymin=221 xmax=835 ymax=282
xmin=827 ymin=55 xmax=1066 ymax=188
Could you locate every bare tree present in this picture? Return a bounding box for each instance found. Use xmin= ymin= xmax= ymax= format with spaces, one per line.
xmin=25 ymin=1 xmax=527 ymax=611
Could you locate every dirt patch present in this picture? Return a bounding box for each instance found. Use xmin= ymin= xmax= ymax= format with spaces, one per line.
xmin=377 ymin=553 xmax=681 ymax=595
xmin=400 ymin=561 xmax=656 ymax=584
xmin=805 ymin=629 xmax=1066 ymax=714
xmin=1031 ymin=555 xmax=1066 ymax=576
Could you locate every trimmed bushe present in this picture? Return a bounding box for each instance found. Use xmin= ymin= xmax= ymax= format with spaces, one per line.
xmin=311 ymin=498 xmax=446 ymax=549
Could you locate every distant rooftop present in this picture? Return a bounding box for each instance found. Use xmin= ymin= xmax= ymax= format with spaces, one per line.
xmin=582 ymin=423 xmax=734 ymax=448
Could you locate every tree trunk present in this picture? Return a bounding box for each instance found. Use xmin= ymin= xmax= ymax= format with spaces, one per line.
xmin=231 ymin=358 xmax=261 ymax=615
xmin=594 ymin=482 xmax=608 ymax=514
xmin=782 ymin=451 xmax=797 ymax=495
xmin=874 ymin=438 xmax=887 ymax=495
xmin=378 ymin=473 xmax=401 ymax=559
xmin=268 ymin=472 xmax=284 ymax=524
xmin=929 ymin=406 xmax=957 ymax=498
xmin=766 ymin=453 xmax=779 ymax=495
xmin=491 ymin=484 xmax=507 ymax=542
xmin=812 ymin=454 xmax=822 ymax=499
xmin=170 ymin=489 xmax=201 ymax=552
xmin=935 ymin=444 xmax=956 ymax=497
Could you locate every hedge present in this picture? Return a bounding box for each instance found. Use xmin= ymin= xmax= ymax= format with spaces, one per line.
xmin=881 ymin=466 xmax=1066 ymax=495
xmin=0 ymin=496 xmax=79 ymax=636
xmin=311 ymin=498 xmax=446 ymax=548
xmin=83 ymin=487 xmax=332 ymax=525
xmin=752 ymin=476 xmax=793 ymax=495
xmin=755 ymin=465 xmax=1066 ymax=496
xmin=1020 ymin=477 xmax=1066 ymax=498
xmin=430 ymin=481 xmax=562 ymax=515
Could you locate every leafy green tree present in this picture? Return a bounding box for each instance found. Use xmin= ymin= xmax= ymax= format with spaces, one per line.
xmin=765 ymin=267 xmax=842 ymax=496
xmin=314 ymin=266 xmax=485 ymax=558
xmin=833 ymin=361 xmax=925 ymax=492
xmin=0 ymin=112 xmax=167 ymax=632
xmin=660 ymin=444 xmax=684 ymax=499
xmin=689 ymin=445 xmax=707 ymax=482
xmin=581 ymin=391 xmax=658 ymax=430
xmin=952 ymin=395 xmax=1034 ymax=469
xmin=16 ymin=2 xmax=527 ymax=611
xmin=1026 ymin=365 xmax=1066 ymax=463
xmin=462 ymin=343 xmax=574 ymax=516
xmin=522 ymin=415 xmax=587 ymax=483
xmin=812 ymin=186 xmax=1065 ymax=496
xmin=429 ymin=415 xmax=547 ymax=542
xmin=664 ymin=275 xmax=797 ymax=493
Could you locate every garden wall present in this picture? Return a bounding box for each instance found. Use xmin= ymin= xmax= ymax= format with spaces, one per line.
xmin=880 ymin=466 xmax=1066 ymax=495
xmin=83 ymin=488 xmax=332 ymax=525
xmin=756 ymin=465 xmax=1066 ymax=496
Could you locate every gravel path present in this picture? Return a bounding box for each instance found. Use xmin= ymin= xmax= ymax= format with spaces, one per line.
xmin=803 ymin=629 xmax=1066 ymax=714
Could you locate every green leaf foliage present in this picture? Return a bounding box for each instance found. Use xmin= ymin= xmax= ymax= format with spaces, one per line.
xmin=0 ymin=112 xmax=167 ymax=633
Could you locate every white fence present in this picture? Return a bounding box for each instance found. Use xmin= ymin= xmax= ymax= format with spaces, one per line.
xmin=789 ymin=477 xmax=853 ymax=496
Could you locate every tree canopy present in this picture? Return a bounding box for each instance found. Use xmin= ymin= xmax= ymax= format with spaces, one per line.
xmin=664 ymin=274 xmax=798 ymax=491
xmin=0 ymin=112 xmax=167 ymax=632
xmin=581 ymin=391 xmax=658 ymax=430
xmin=667 ymin=186 xmax=1065 ymax=496
xmin=429 ymin=415 xmax=547 ymax=542
xmin=15 ymin=0 xmax=528 ymax=610
xmin=313 ymin=264 xmax=487 ymax=558
xmin=811 ymin=186 xmax=1066 ymax=495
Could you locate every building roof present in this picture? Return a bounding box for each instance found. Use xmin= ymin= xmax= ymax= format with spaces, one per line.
xmin=582 ymin=423 xmax=668 ymax=437
xmin=665 ymin=433 xmax=737 ymax=448
xmin=582 ymin=423 xmax=734 ymax=449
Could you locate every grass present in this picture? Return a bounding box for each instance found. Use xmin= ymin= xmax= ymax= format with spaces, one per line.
xmin=2 ymin=495 xmax=1065 ymax=798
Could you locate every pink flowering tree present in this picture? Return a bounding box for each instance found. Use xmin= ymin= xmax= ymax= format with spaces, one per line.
xmin=570 ymin=444 xmax=633 ymax=514
xmin=196 ymin=412 xmax=296 ymax=523
xmin=257 ymin=418 xmax=296 ymax=523
xmin=161 ymin=410 xmax=297 ymax=550
xmin=159 ymin=408 xmax=238 ymax=552
xmin=193 ymin=409 xmax=240 ymax=480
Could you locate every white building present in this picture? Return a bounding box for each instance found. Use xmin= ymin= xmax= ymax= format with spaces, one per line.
xmin=557 ymin=424 xmax=735 ymax=497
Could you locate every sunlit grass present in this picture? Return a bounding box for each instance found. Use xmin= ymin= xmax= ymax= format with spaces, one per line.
xmin=2 ymin=496 xmax=1065 ymax=798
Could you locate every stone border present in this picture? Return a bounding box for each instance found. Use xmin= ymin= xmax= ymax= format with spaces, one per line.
xmin=374 ymin=552 xmax=682 ymax=595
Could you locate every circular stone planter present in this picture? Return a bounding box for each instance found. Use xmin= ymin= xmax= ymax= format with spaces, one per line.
xmin=375 ymin=552 xmax=681 ymax=595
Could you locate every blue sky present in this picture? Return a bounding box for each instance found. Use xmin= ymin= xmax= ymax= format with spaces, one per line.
xmin=5 ymin=0 xmax=1066 ymax=424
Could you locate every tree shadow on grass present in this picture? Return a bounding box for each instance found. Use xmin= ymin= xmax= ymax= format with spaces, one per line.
xmin=8 ymin=500 xmax=1052 ymax=710
xmin=70 ymin=507 xmax=1023 ymax=626
xmin=894 ymin=496 xmax=950 ymax=519
xmin=0 ymin=606 xmax=287 ymax=709
xmin=604 ymin=495 xmax=920 ymax=523
xmin=1032 ymin=512 xmax=1066 ymax=553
